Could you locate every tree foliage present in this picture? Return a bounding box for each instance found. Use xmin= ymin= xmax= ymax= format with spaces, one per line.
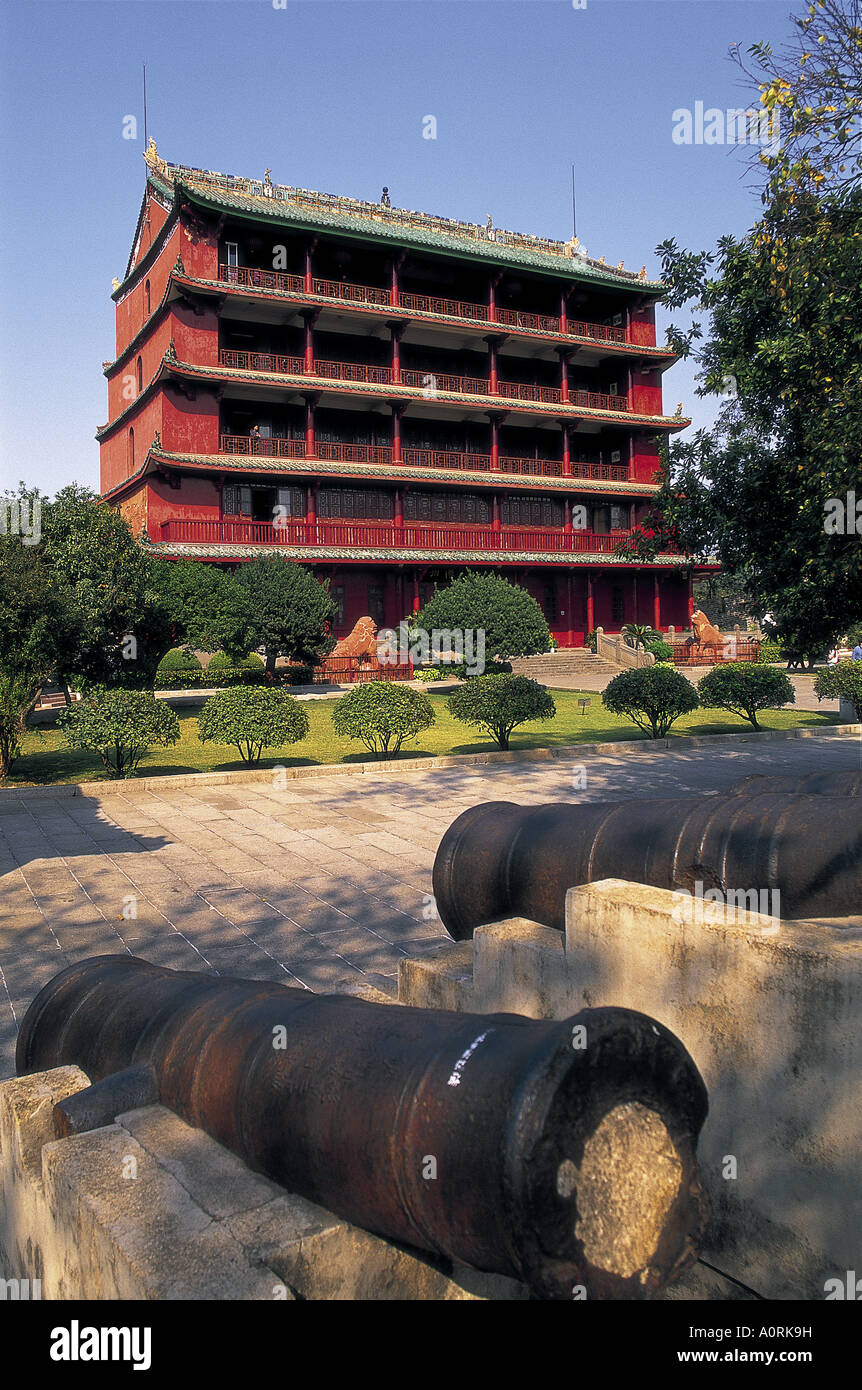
xmin=58 ymin=690 xmax=180 ymax=779
xmin=331 ymin=682 xmax=435 ymax=760
xmin=813 ymin=658 xmax=862 ymax=717
xmin=446 ymin=674 xmax=556 ymax=749
xmin=697 ymin=662 xmax=796 ymax=729
xmin=414 ymin=573 xmax=551 ymax=661
xmin=198 ymin=686 xmax=310 ymax=764
xmin=602 ymin=667 xmax=700 ymax=739
xmin=235 ymin=558 xmax=335 ymax=673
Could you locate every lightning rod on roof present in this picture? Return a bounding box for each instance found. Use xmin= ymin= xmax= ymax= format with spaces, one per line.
xmin=143 ymin=63 xmax=148 ymax=152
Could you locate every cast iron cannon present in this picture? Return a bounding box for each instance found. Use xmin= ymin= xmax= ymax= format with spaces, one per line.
xmin=16 ymin=954 xmax=708 ymax=1301
xmin=433 ymin=792 xmax=862 ymax=939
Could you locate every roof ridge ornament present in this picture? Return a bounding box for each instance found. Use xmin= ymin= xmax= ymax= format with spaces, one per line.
xmin=144 ymin=138 xmax=168 ymax=178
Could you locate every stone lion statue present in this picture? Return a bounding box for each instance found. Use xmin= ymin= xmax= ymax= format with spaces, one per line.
xmin=687 ymin=609 xmax=724 ymax=653
xmin=331 ymin=616 xmax=379 ymax=661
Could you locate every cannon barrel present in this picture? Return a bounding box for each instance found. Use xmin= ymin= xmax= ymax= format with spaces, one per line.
xmin=16 ymin=955 xmax=708 ymax=1300
xmin=433 ymin=792 xmax=862 ymax=939
xmin=729 ymin=771 xmax=862 ymax=797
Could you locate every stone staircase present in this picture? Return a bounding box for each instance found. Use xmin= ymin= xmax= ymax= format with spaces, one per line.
xmin=510 ymin=650 xmax=622 ymax=684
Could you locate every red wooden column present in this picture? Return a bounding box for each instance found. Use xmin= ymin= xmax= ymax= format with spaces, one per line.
xmin=304 ymin=393 xmax=318 ymax=456
xmin=558 ymin=349 xmax=571 ymax=403
xmin=566 ymin=573 xmax=574 ymax=648
xmin=390 ymin=254 xmax=404 ymax=308
xmin=304 ymin=238 xmax=317 ymax=294
xmin=586 ymin=572 xmax=595 ymax=633
xmin=486 ymin=336 xmax=499 ymax=394
xmin=563 ymin=497 xmax=572 ymax=531
xmin=394 ymin=487 xmax=403 ymax=531
xmin=303 ymin=310 xmax=319 ymax=374
xmin=489 ymin=412 xmax=505 ymax=472
xmin=388 ymin=322 xmax=406 ymax=384
xmin=390 ymin=403 xmax=404 ymax=465
xmin=306 ymin=483 xmax=317 ymax=534
xmin=560 ymin=421 xmax=572 ymax=476
xmin=412 ymin=572 xmax=421 ymax=613
xmin=559 ymin=289 xmax=569 ymax=337
xmin=653 ymin=573 xmax=662 ymax=631
xmin=488 ymin=271 xmax=501 ymax=324
xmin=492 ymin=494 xmax=501 ymax=534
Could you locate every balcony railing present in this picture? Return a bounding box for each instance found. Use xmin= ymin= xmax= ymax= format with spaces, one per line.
xmin=216 ymin=435 xmax=631 ymax=481
xmin=215 ymin=266 xmax=631 ymax=346
xmin=159 ymin=516 xmax=632 ymax=555
xmin=216 ymin=352 xmax=630 ymax=412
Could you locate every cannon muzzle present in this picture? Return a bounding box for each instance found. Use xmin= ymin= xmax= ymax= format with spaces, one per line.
xmin=433 ymin=792 xmax=862 ymax=939
xmin=17 ymin=955 xmax=708 ymax=1300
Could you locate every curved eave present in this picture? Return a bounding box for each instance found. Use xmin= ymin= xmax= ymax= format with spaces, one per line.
xmin=143 ymin=449 xmax=661 ymax=496
xmin=164 ymin=359 xmax=691 ymax=432
xmin=149 ymin=539 xmax=688 ymax=567
xmin=158 ymin=173 xmax=666 ymax=296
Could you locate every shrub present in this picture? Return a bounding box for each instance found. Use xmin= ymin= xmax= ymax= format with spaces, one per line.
xmin=645 ymin=639 xmax=674 ymax=662
xmin=58 ymin=689 xmax=180 ymax=778
xmin=197 ymin=686 xmax=309 ymax=764
xmin=697 ymin=662 xmax=795 ymax=730
xmin=757 ymin=640 xmax=785 ymax=664
xmin=622 ymin=623 xmax=661 ymax=651
xmin=813 ymin=660 xmax=862 ymax=721
xmin=447 ymin=674 xmax=556 ymax=750
xmin=602 ymin=667 xmax=699 ymax=739
xmin=415 ymin=667 xmax=445 ymax=682
xmin=278 ymin=663 xmax=315 ymax=686
xmin=153 ymin=646 xmax=204 ymax=690
xmin=414 ymin=573 xmax=550 ymax=661
xmin=586 ymin=629 xmax=598 ymax=653
xmin=205 ymin=650 xmax=267 ymax=686
xmin=331 ymin=682 xmax=435 ymax=760
xmin=433 ymin=657 xmax=513 ymax=680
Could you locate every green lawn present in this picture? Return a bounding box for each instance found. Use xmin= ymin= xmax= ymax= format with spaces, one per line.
xmin=6 ymin=691 xmax=840 ymax=787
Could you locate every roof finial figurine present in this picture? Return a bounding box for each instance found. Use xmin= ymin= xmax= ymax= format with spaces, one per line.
xmin=263 ymin=168 xmax=273 ymax=198
xmin=380 ymin=186 xmax=391 ymax=208
xmin=486 ymin=215 xmax=495 ymax=241
xmin=617 ymin=261 xmax=624 ymax=271
xmin=675 ymin=402 xmax=684 ymax=417
xmin=112 ymin=276 xmax=120 ymax=292
xmin=599 ymin=255 xmax=605 ymax=264
xmin=639 ymin=266 xmax=647 ymax=279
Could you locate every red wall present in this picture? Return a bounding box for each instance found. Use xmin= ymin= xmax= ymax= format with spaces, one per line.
xmin=146 ymin=474 xmax=222 ymax=533
xmin=115 ymin=220 xmax=182 ymax=356
xmin=630 ymin=303 xmax=657 ymax=348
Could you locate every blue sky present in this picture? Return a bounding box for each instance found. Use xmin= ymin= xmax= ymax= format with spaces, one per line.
xmin=0 ymin=0 xmax=794 ymax=496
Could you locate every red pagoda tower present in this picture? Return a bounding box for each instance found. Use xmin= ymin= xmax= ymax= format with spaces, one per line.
xmin=99 ymin=140 xmax=702 ymax=645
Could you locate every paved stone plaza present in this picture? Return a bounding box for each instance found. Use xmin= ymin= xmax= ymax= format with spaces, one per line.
xmin=0 ymin=733 xmax=859 ymax=1075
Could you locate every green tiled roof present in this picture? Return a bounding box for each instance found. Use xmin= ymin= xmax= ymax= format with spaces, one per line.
xmin=152 ymin=539 xmax=686 ymax=568
xmin=151 ymin=449 xmax=660 ymax=495
xmin=143 ymin=143 xmax=664 ymax=293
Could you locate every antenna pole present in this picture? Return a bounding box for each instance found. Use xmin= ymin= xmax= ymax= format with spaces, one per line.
xmin=143 ymin=63 xmax=148 ymax=149
xmin=571 ymin=164 xmax=576 ymax=240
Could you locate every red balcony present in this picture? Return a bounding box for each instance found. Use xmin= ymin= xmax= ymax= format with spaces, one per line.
xmin=216 ymin=352 xmax=631 ymax=412
xmin=215 ymin=435 xmax=631 ymax=481
xmin=215 ymin=266 xmax=631 ymax=346
xmin=159 ymin=516 xmax=632 ymax=555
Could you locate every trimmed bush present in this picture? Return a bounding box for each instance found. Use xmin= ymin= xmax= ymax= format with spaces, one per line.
xmin=414 ymin=667 xmax=445 ymax=682
xmin=697 ymin=662 xmax=795 ymax=730
xmin=331 ymin=682 xmax=435 ymax=760
xmin=813 ymin=660 xmax=862 ymax=721
xmin=58 ymin=690 xmax=180 ymax=778
xmin=414 ymin=573 xmax=550 ymax=661
xmin=197 ymin=686 xmax=309 ymax=764
xmin=154 ymin=646 xmax=205 ymax=690
xmin=447 ymin=674 xmax=556 ymax=750
xmin=278 ymin=664 xmax=315 ymax=686
xmin=204 ymin=650 xmax=267 ymax=686
xmin=602 ymin=666 xmax=699 ymax=739
xmin=645 ymin=639 xmax=674 ymax=662
xmin=757 ymin=640 xmax=785 ymax=664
